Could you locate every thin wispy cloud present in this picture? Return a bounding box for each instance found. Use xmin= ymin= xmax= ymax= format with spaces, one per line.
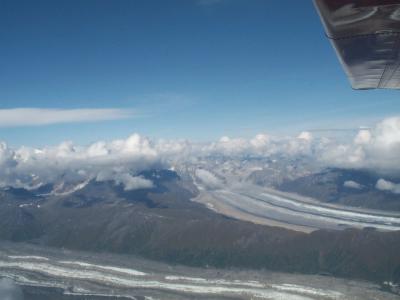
xmin=0 ymin=108 xmax=135 ymax=127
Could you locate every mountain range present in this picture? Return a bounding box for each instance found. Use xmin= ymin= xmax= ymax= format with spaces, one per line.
xmin=0 ymin=167 xmax=400 ymax=292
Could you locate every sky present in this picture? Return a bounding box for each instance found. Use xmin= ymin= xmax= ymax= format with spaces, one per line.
xmin=1 ymin=0 xmax=399 ymax=147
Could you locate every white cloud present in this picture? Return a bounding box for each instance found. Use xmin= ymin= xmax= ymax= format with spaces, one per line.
xmin=376 ymin=179 xmax=400 ymax=194
xmin=250 ymin=134 xmax=270 ymax=148
xmin=0 ymin=108 xmax=135 ymax=127
xmin=343 ymin=180 xmax=363 ymax=190
xmin=206 ymin=136 xmax=249 ymax=156
xmin=297 ymin=131 xmax=313 ymax=141
xmin=97 ymin=172 xmax=154 ymax=191
xmin=354 ymin=129 xmax=371 ymax=145
xmin=121 ymin=175 xmax=154 ymax=191
xmin=195 ymin=169 xmax=223 ymax=189
xmin=0 ymin=142 xmax=16 ymax=167
xmin=374 ymin=117 xmax=400 ymax=147
xmin=320 ymin=116 xmax=400 ymax=173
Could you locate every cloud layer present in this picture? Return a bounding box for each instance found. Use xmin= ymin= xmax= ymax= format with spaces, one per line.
xmin=0 ymin=116 xmax=399 ymax=192
xmin=0 ymin=108 xmax=134 ymax=127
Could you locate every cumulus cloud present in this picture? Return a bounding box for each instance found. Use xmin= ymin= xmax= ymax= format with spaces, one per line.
xmin=376 ymin=179 xmax=400 ymax=194
xmin=205 ymin=136 xmax=250 ymax=156
xmin=250 ymin=134 xmax=270 ymax=149
xmin=0 ymin=108 xmax=134 ymax=127
xmin=320 ymin=117 xmax=400 ymax=174
xmin=354 ymin=129 xmax=371 ymax=145
xmin=343 ymin=180 xmax=363 ymax=190
xmin=297 ymin=131 xmax=313 ymax=141
xmin=96 ymin=171 xmax=154 ymax=191
xmin=0 ymin=278 xmax=23 ymax=300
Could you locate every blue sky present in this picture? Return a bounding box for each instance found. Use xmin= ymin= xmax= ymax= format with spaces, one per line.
xmin=0 ymin=0 xmax=399 ymax=147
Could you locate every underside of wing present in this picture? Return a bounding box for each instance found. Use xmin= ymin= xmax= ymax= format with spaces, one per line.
xmin=314 ymin=0 xmax=400 ymax=89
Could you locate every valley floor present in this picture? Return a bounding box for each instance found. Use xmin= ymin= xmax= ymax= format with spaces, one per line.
xmin=0 ymin=241 xmax=398 ymax=300
xmin=193 ymin=183 xmax=400 ymax=233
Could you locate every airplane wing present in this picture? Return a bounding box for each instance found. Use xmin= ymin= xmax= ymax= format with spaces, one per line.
xmin=314 ymin=0 xmax=400 ymax=89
